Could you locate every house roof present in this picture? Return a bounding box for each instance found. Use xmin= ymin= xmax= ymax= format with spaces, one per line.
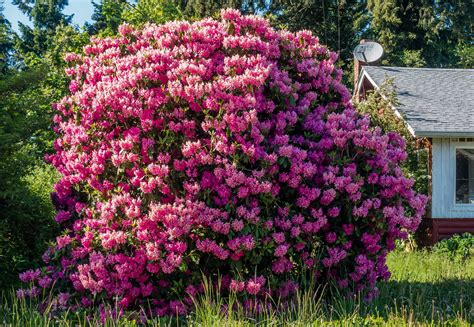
xmin=359 ymin=66 xmax=474 ymax=137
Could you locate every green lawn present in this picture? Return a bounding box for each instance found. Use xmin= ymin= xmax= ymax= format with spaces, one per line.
xmin=1 ymin=250 xmax=473 ymax=326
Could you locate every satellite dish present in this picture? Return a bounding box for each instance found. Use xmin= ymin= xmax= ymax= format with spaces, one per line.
xmin=353 ymin=41 xmax=384 ymax=63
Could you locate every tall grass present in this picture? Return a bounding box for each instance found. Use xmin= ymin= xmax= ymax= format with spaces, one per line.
xmin=1 ymin=250 xmax=473 ymax=326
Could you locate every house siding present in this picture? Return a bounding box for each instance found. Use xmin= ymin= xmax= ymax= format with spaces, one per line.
xmin=432 ymin=138 xmax=474 ymax=218
xmin=418 ymin=218 xmax=474 ymax=244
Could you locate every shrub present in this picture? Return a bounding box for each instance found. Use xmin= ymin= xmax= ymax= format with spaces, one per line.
xmin=355 ymin=81 xmax=431 ymax=248
xmin=355 ymin=79 xmax=430 ymax=196
xmin=0 ymin=153 xmax=58 ymax=289
xmin=0 ymin=68 xmax=60 ymax=289
xmin=0 ymin=25 xmax=88 ymax=289
xmin=432 ymin=233 xmax=474 ymax=261
xmin=18 ymin=10 xmax=426 ymax=316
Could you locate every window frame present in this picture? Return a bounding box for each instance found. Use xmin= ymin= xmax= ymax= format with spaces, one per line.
xmin=453 ymin=143 xmax=474 ymax=207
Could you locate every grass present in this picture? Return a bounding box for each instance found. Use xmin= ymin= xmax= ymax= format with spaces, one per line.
xmin=1 ymin=249 xmax=473 ymax=326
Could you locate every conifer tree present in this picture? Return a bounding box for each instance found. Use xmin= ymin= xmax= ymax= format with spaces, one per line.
xmin=368 ymin=0 xmax=473 ymax=67
xmin=0 ymin=3 xmax=13 ymax=74
xmin=12 ymin=0 xmax=72 ymax=63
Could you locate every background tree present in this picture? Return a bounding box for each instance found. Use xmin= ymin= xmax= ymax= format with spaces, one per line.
xmin=367 ymin=0 xmax=474 ymax=67
xmin=0 ymin=67 xmax=59 ymax=287
xmin=12 ymin=0 xmax=72 ymax=65
xmin=262 ymin=0 xmax=369 ymax=85
xmin=175 ymin=0 xmax=256 ymax=18
xmin=87 ymin=0 xmax=128 ymax=35
xmin=87 ymin=0 xmax=182 ymax=35
xmin=0 ymin=3 xmax=13 ymax=75
xmin=262 ymin=0 xmax=472 ymax=81
xmin=0 ymin=1 xmax=88 ymax=288
xmin=123 ymin=0 xmax=182 ymax=26
xmin=424 ymin=0 xmax=473 ymax=68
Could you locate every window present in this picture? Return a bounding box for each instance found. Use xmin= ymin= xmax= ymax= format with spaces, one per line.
xmin=455 ymin=148 xmax=474 ymax=204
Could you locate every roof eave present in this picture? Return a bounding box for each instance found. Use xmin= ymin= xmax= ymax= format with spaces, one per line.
xmin=415 ymin=131 xmax=474 ymax=138
xmin=356 ymin=68 xmax=378 ymax=94
xmin=356 ymin=69 xmax=417 ymax=138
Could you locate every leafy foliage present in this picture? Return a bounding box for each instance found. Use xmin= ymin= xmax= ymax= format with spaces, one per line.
xmin=0 ymin=0 xmax=471 ymax=309
xmin=123 ymin=0 xmax=182 ymax=26
xmin=265 ymin=0 xmax=370 ymax=84
xmin=0 ymin=67 xmax=61 ymax=288
xmin=18 ymin=10 xmax=426 ymax=317
xmin=87 ymin=0 xmax=129 ymax=36
xmin=0 ymin=3 xmax=13 ymax=75
xmin=176 ymin=0 xmax=259 ymax=18
xmin=0 ymin=156 xmax=58 ymax=288
xmin=0 ymin=2 xmax=88 ymax=288
xmin=355 ymin=79 xmax=429 ymax=195
xmin=12 ymin=0 xmax=72 ymax=66
xmin=367 ymin=0 xmax=474 ymax=68
xmin=433 ymin=233 xmax=474 ymax=261
xmin=87 ymin=0 xmax=182 ymax=36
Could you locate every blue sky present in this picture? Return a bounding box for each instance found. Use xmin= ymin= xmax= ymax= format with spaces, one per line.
xmin=3 ymin=0 xmax=95 ymax=32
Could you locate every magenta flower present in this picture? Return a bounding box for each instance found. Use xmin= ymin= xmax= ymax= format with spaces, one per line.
xmin=18 ymin=9 xmax=426 ymax=316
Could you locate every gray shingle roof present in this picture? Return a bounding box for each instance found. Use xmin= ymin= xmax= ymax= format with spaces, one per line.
xmin=361 ymin=66 xmax=474 ymax=137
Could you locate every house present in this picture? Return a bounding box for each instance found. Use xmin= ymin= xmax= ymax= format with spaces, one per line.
xmin=355 ymin=65 xmax=474 ymax=243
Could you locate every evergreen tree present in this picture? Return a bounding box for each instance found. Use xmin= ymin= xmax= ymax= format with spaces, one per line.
xmin=13 ymin=0 xmax=72 ymax=30
xmin=0 ymin=2 xmax=13 ymax=74
xmin=88 ymin=0 xmax=183 ymax=35
xmin=270 ymin=1 xmax=369 ymax=63
xmin=12 ymin=0 xmax=73 ymax=64
xmin=368 ymin=0 xmax=473 ymax=67
xmin=424 ymin=0 xmax=473 ymax=67
xmin=87 ymin=0 xmax=128 ymax=35
xmin=262 ymin=0 xmax=369 ymax=87
xmin=175 ymin=0 xmax=244 ymax=18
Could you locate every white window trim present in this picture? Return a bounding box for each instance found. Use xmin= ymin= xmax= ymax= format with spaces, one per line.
xmin=452 ymin=142 xmax=474 ymax=209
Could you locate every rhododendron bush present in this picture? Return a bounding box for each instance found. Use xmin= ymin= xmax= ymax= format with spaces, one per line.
xmin=19 ymin=9 xmax=427 ymax=316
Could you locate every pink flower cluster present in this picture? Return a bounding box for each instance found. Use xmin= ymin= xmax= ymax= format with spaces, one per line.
xmin=19 ymin=9 xmax=426 ymax=316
